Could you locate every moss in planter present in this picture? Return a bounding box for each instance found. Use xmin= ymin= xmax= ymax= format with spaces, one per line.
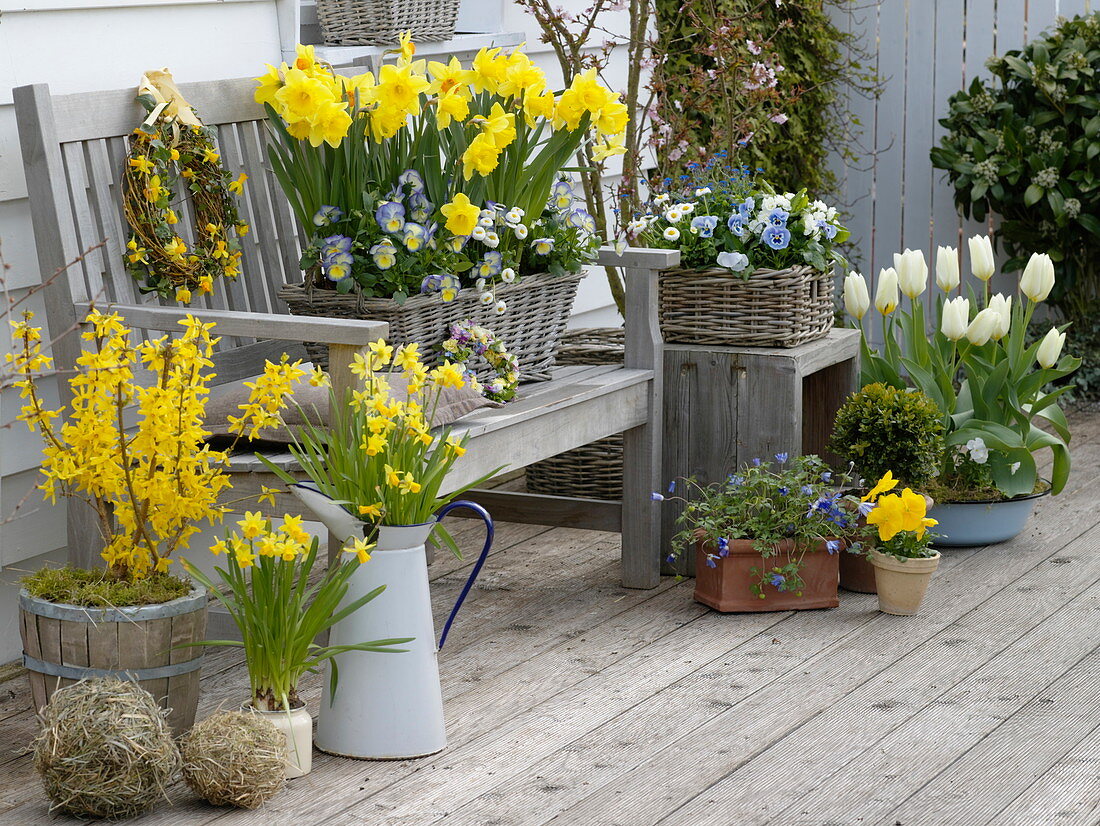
xmin=22 ymin=567 xmax=193 ymax=607
xmin=923 ymin=477 xmax=1050 ymax=504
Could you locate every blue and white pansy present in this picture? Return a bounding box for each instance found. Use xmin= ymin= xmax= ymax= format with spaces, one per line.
xmin=626 ymin=166 xmax=848 ymax=278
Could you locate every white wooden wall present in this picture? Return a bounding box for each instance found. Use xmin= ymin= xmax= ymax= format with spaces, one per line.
xmin=832 ymin=0 xmax=1096 ymax=296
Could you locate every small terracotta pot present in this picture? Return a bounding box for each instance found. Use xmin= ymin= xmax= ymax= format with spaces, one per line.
xmin=868 ymin=549 xmax=941 ymax=616
xmin=839 ymin=551 xmax=877 ymax=594
xmin=693 ymin=537 xmax=840 ymax=613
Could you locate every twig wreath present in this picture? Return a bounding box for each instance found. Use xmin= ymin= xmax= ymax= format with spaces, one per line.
xmin=441 ymin=321 xmax=520 ymax=403
xmin=122 ymin=70 xmax=249 ymax=303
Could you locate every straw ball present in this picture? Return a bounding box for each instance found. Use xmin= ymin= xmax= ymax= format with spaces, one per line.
xmin=180 ymin=710 xmax=286 ymax=808
xmin=32 ymin=678 xmax=180 ymax=818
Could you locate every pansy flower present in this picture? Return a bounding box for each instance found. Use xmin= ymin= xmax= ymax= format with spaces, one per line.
xmin=762 ymin=225 xmax=791 ymax=250
xmin=375 ymin=201 xmax=406 ymax=233
xmin=313 ymin=205 xmax=344 ymax=226
xmin=402 ymin=222 xmax=428 ymax=252
xmin=370 ymin=238 xmax=397 ymax=269
xmin=691 ymin=215 xmax=718 ymax=238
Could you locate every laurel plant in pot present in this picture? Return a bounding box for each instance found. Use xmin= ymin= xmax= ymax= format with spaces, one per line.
xmin=830 ymin=383 xmax=945 ymax=592
xmin=844 ymin=240 xmax=1081 ymax=546
xmin=660 ymin=454 xmax=858 ymax=612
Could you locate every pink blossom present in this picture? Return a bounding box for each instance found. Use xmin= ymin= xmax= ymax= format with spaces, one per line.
xmin=770 ymin=112 xmax=789 ymax=125
xmin=746 ymin=39 xmax=762 ymax=55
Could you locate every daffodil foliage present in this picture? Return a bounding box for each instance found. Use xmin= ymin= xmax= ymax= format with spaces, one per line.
xmin=9 ymin=310 xmax=300 ymax=580
xmin=264 ymin=340 xmax=498 ymax=536
xmin=845 ymin=241 xmax=1081 ymax=499
xmin=254 ymin=39 xmax=614 ymax=300
xmin=184 ymin=515 xmax=411 ymax=712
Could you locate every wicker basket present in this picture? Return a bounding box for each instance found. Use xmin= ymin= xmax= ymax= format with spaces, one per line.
xmin=658 ymin=265 xmax=834 ymax=348
xmin=315 ymin=0 xmax=459 ymax=45
xmin=279 ymin=270 xmax=584 ymax=382
xmin=525 ymin=328 xmax=626 ymax=500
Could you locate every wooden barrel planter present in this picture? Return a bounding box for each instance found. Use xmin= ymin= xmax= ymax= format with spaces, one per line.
xmin=19 ymin=588 xmax=207 ymax=735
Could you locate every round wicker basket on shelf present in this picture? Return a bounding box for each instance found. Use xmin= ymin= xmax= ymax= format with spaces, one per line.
xmin=525 ymin=328 xmax=625 ymax=500
xmin=315 ymin=0 xmax=459 ymax=45
xmin=280 ymin=270 xmax=584 ymax=383
xmin=658 ymin=265 xmax=834 ymax=348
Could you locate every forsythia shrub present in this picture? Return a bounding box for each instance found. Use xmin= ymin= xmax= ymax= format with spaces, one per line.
xmin=9 ymin=311 xmax=300 ymax=580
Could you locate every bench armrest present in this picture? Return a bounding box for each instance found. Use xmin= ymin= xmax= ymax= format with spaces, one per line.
xmin=106 ymin=303 xmax=389 ymax=346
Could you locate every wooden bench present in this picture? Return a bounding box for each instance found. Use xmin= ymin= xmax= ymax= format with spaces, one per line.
xmin=14 ymin=77 xmax=676 ymax=590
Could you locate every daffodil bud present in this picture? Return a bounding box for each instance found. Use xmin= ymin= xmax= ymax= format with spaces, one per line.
xmin=1020 ymin=252 xmax=1055 ymax=303
xmin=1036 ymin=327 xmax=1066 ymax=368
xmin=844 ymin=271 xmax=870 ymax=320
xmin=894 ymin=248 xmax=928 ymax=298
xmin=968 ymin=234 xmax=995 ymax=282
xmin=965 ymin=307 xmax=999 ymax=345
xmin=940 ymin=296 xmax=970 ymax=341
xmin=935 ymin=245 xmax=960 ymax=292
xmin=875 ymin=267 xmax=899 ymax=316
xmin=987 ymin=293 xmax=1012 ymax=340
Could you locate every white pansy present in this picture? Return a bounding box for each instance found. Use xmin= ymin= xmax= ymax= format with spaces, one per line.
xmin=716 ymin=250 xmax=749 ymax=272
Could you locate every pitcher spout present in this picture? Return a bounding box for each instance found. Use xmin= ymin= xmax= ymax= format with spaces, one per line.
xmin=289 ymin=483 xmax=365 ymax=544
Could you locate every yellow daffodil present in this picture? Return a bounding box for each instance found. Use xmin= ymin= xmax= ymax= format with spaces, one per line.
xmin=358 ymin=502 xmax=383 ymax=519
xmin=128 ymin=155 xmax=154 ymax=174
xmin=348 ymin=536 xmax=373 ymax=564
xmin=203 ymin=148 xmax=221 ymax=164
xmin=441 ymin=192 xmax=480 ymax=235
xmin=430 ymin=361 xmax=465 ymax=388
xmin=470 ymin=46 xmax=508 ymax=94
xmin=229 ymin=172 xmax=248 ymax=195
xmin=238 ymin=511 xmax=267 ymax=539
xmin=258 ymin=485 xmax=280 ymax=506
xmin=461 ymin=133 xmax=501 ymax=179
xmin=384 ymin=464 xmax=402 ymax=488
xmin=307 ymin=101 xmax=353 ymax=148
xmin=363 ymin=433 xmax=387 ymax=456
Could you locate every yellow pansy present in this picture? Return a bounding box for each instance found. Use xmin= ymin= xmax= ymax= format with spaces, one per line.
xmin=862 ymin=471 xmax=898 ymax=502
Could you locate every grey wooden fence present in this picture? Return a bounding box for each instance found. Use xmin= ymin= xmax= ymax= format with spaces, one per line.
xmin=830 ymin=0 xmax=1095 ymax=301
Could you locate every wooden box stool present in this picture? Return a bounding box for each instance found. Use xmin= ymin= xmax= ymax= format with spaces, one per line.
xmin=660 ymin=328 xmax=861 ymax=575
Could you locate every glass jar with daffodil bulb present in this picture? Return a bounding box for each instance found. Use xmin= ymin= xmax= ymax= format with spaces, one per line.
xmin=842 ymin=238 xmax=1081 ymax=545
xmin=259 ymin=39 xmax=614 ymax=380
xmin=260 ymin=339 xmax=499 ymax=758
xmin=10 ymin=309 xmax=302 ymax=731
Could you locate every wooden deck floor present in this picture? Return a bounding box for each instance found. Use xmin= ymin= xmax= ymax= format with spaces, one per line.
xmin=3 ymin=415 xmax=1100 ymax=825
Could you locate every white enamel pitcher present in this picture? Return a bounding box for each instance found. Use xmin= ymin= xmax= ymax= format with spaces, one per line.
xmin=289 ymin=482 xmax=493 ymax=759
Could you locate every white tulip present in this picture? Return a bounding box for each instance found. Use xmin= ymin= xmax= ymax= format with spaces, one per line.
xmin=965 ymin=307 xmax=999 ymax=345
xmin=1020 ymin=252 xmax=1055 ymax=302
xmin=875 ymin=267 xmax=900 ymax=316
xmin=1036 ymin=327 xmax=1066 ymax=368
xmin=894 ymin=248 xmax=928 ymax=298
xmin=940 ymin=296 xmax=970 ymax=341
xmin=987 ymin=293 xmax=1012 ymax=340
xmin=935 ymin=245 xmax=960 ymax=292
xmin=968 ymin=234 xmax=995 ymax=282
xmin=843 ymin=271 xmax=870 ymax=320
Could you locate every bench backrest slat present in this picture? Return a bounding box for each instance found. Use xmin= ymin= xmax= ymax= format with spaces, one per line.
xmin=16 ymin=77 xmax=309 ymax=385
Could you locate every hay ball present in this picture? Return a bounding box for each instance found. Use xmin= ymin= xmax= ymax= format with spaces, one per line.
xmin=32 ymin=678 xmax=180 ymax=818
xmin=180 ymin=711 xmax=286 ymax=808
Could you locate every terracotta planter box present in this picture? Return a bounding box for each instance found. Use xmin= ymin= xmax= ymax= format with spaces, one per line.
xmin=693 ymin=537 xmax=840 ymax=612
xmin=839 ymin=551 xmax=877 ymax=594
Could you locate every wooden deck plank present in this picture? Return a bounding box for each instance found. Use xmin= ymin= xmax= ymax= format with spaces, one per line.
xmin=987 ymin=716 xmax=1100 ymax=826
xmin=666 ymin=538 xmax=1100 ymax=826
xmin=2 ymin=415 xmax=1100 ymax=824
xmin=522 ymin=451 xmax=1100 ymax=826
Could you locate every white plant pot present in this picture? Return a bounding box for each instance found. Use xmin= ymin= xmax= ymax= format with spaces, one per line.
xmin=247 ymin=703 xmax=313 ymax=778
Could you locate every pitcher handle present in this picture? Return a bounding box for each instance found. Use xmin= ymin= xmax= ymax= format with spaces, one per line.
xmin=434 ymin=500 xmax=494 ymax=649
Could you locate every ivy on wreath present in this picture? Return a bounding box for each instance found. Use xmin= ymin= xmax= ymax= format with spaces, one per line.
xmin=122 ymin=72 xmax=250 ymax=303
xmin=440 ymin=321 xmax=520 ymax=403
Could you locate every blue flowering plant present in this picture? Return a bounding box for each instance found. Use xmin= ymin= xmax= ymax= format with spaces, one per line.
xmin=626 ymin=162 xmax=848 ymax=278
xmin=660 ymin=454 xmax=859 ymax=598
xmin=302 ymin=173 xmax=599 ymax=309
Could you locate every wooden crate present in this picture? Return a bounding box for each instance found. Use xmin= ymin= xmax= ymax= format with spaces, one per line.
xmin=661 ymin=328 xmax=860 ymax=576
